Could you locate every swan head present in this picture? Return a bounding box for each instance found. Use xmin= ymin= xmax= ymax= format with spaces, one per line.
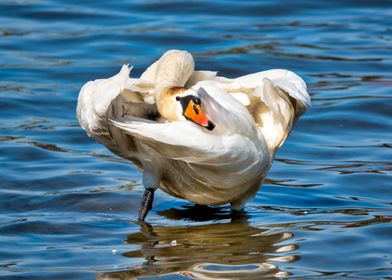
xmin=152 ymin=50 xmax=215 ymax=130
xmin=175 ymin=94 xmax=215 ymax=131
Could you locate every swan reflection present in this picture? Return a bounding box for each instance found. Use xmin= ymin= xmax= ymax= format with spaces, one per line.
xmin=98 ymin=206 xmax=298 ymax=279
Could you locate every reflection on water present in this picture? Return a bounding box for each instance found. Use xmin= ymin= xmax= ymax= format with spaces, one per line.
xmin=98 ymin=209 xmax=296 ymax=279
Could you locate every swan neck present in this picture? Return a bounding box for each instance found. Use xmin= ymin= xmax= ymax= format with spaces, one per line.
xmin=153 ymin=50 xmax=195 ymax=120
xmin=154 ymin=50 xmax=195 ymax=92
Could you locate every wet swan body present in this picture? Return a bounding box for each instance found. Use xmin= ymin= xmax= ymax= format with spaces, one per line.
xmin=77 ymin=50 xmax=311 ymax=221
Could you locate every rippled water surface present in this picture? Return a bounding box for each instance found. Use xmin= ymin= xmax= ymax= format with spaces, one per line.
xmin=1 ymin=1 xmax=391 ymax=279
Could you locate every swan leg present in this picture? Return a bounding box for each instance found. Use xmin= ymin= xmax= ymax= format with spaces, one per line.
xmin=230 ymin=200 xmax=246 ymax=211
xmin=230 ymin=183 xmax=261 ymax=211
xmin=138 ymin=188 xmax=155 ymax=222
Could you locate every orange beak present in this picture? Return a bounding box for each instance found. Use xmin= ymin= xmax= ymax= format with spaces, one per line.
xmin=176 ymin=96 xmax=215 ymax=130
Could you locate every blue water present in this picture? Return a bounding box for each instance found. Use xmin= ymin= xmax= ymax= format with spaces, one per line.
xmin=1 ymin=1 xmax=391 ymax=279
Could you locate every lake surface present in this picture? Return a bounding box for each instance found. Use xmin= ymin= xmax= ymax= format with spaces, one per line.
xmin=0 ymin=1 xmax=391 ymax=279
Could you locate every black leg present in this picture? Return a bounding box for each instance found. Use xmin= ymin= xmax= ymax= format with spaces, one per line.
xmin=230 ymin=208 xmax=248 ymax=223
xmin=138 ymin=188 xmax=155 ymax=222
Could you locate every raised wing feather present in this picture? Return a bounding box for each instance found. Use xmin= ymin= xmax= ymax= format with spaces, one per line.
xmin=216 ymin=69 xmax=311 ymax=151
xmin=76 ymin=65 xmax=159 ymax=159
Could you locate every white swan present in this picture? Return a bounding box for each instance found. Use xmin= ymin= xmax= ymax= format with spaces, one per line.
xmin=77 ymin=50 xmax=310 ymax=221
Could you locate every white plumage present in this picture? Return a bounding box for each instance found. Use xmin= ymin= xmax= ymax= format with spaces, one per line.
xmin=77 ymin=50 xmax=310 ymax=220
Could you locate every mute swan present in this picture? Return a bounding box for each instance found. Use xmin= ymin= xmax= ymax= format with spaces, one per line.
xmin=77 ymin=50 xmax=310 ymax=221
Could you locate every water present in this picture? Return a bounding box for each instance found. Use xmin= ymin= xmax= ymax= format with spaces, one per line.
xmin=0 ymin=0 xmax=391 ymax=279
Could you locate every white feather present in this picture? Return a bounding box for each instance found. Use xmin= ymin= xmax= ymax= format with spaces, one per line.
xmin=76 ymin=50 xmax=310 ymax=208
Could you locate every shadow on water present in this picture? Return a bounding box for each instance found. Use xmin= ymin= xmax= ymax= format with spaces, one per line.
xmin=158 ymin=204 xmax=236 ymax=222
xmin=97 ymin=206 xmax=297 ymax=280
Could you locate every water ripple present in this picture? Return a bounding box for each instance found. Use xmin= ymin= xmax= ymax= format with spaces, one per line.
xmin=0 ymin=0 xmax=391 ymax=279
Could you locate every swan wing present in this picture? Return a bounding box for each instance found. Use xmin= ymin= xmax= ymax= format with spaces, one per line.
xmin=109 ymin=114 xmax=265 ymax=170
xmin=110 ymin=116 xmax=222 ymax=162
xmin=218 ymin=69 xmax=311 ymax=151
xmin=228 ymin=69 xmax=310 ymax=108
xmin=76 ymin=65 xmax=158 ymax=158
